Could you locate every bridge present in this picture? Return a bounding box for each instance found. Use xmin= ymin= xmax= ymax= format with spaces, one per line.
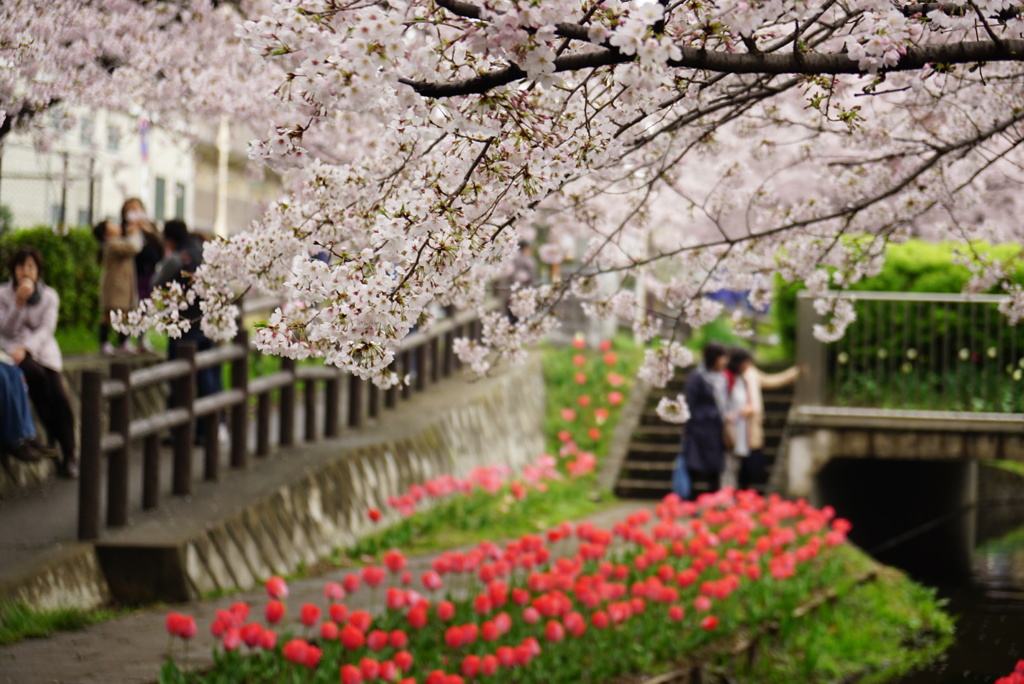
xmin=605 ymin=290 xmax=1024 ymax=502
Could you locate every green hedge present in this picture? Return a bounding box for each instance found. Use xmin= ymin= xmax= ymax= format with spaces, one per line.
xmin=774 ymin=240 xmax=1024 ymax=359
xmin=0 ymin=226 xmax=101 ymax=330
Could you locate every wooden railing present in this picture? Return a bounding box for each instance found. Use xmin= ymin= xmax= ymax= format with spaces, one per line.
xmin=77 ymin=306 xmax=491 ymax=540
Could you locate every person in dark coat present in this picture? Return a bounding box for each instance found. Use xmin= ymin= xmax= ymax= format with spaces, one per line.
xmin=154 ymin=220 xmax=223 ymax=444
xmin=682 ymin=342 xmax=731 ymax=496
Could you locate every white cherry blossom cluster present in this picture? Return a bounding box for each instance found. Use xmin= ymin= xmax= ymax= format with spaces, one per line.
xmin=656 ymin=395 xmax=691 ymax=424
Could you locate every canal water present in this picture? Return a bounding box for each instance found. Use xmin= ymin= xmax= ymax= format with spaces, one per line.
xmin=815 ymin=459 xmax=1024 ymax=683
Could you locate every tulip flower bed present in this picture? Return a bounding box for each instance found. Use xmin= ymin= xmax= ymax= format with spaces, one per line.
xmin=155 ymin=490 xmax=951 ymax=684
xmin=541 ymin=334 xmax=641 ymax=459
xmin=345 ymin=337 xmax=641 ymax=558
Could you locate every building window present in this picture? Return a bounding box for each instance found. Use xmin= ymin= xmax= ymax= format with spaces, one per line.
xmin=77 ymin=209 xmax=91 ymax=227
xmin=80 ymin=118 xmax=94 ymax=146
xmin=50 ymin=204 xmax=65 ymax=226
xmin=107 ymin=125 xmax=121 ymax=153
xmin=154 ymin=177 xmax=166 ymax=222
xmin=174 ymin=183 xmax=186 ymax=219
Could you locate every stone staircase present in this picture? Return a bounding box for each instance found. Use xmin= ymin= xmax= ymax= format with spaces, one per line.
xmin=613 ymin=367 xmax=795 ymax=499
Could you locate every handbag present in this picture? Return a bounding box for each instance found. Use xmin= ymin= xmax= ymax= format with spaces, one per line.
xmin=722 ymin=422 xmax=736 ymax=451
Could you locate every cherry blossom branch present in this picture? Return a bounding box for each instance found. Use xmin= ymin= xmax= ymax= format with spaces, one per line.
xmin=399 ymin=40 xmax=1024 ymax=99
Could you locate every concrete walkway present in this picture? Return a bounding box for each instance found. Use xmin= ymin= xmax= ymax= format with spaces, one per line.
xmin=0 ymin=501 xmax=650 ymax=684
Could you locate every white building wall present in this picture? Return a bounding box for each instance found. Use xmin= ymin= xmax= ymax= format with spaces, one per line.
xmin=0 ymin=107 xmax=196 ymax=230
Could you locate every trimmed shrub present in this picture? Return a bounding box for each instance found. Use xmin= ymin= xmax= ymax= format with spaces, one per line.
xmin=774 ymin=240 xmax=1024 ymax=359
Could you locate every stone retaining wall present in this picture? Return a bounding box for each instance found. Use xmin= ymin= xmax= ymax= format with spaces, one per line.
xmin=95 ymin=357 xmax=546 ymax=604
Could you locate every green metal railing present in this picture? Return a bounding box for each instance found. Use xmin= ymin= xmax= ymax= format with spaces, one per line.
xmin=796 ymin=291 xmax=1023 ymax=413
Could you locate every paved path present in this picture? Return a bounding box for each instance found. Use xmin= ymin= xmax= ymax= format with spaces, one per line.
xmin=0 ymin=501 xmax=650 ymax=684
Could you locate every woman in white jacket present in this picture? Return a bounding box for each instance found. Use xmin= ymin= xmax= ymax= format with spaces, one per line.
xmin=724 ymin=348 xmax=800 ymax=490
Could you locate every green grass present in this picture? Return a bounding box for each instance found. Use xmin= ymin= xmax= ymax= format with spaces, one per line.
xmin=0 ymin=600 xmax=120 ymax=646
xmin=720 ymin=549 xmax=955 ymax=683
xmin=344 ymin=478 xmax=617 ymax=560
xmin=56 ymin=323 xmax=169 ymax=357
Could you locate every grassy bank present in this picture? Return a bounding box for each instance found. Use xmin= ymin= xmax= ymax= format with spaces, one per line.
xmin=0 ymin=600 xmax=119 ymax=647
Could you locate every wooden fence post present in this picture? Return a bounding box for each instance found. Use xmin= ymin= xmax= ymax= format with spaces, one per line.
xmin=173 ymin=343 xmax=196 ymax=496
xmin=280 ymin=358 xmax=296 ymax=446
xmin=415 ymin=344 xmax=428 ymax=392
xmin=325 ymin=372 xmax=341 ymax=438
xmin=305 ymin=379 xmax=318 ymax=442
xmin=142 ymin=434 xmax=160 ymax=510
xmin=256 ymin=393 xmax=271 ymax=457
xmin=348 ymin=374 xmax=365 ymax=429
xmin=231 ymin=330 xmax=249 ymax=468
xmin=78 ymin=371 xmax=103 ymax=540
xmin=107 ymin=362 xmax=132 ymax=528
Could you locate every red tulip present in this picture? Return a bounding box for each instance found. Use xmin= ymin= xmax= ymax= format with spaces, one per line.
xmin=394 ymin=650 xmax=414 ymax=671
xmin=694 ymin=596 xmax=712 ymax=612
xmin=324 ymin=581 xmax=346 ymax=602
xmin=603 ymin=352 xmax=617 ymax=365
xmin=367 ymin=629 xmax=389 ymax=651
xmin=574 ymin=372 xmax=587 ymax=384
xmin=259 ymin=628 xmax=277 ymax=650
xmin=265 ymin=600 xmax=286 ymax=624
xmin=283 ymin=638 xmax=309 ymax=665
xmin=379 ymin=660 xmax=398 ymax=682
xmin=340 ymin=664 xmax=363 ymax=684
xmin=361 ymin=566 xmax=387 ymax=588
xmin=222 ymin=627 xmax=241 ymax=651
xmin=446 ymin=675 xmax=465 ymax=684
xmin=340 ymin=624 xmax=366 ymax=650
xmin=669 ymin=605 xmax=685 ymax=622
xmin=422 ymin=570 xmax=444 ymax=591
xmin=481 ymin=620 xmax=500 ymax=641
xmin=426 ymin=670 xmax=447 ymax=684
xmin=560 ymin=408 xmax=577 ymax=421
xmin=321 ymin=621 xmax=339 ymax=640
xmin=461 ymin=654 xmax=481 ymax=678
xmin=384 ymin=549 xmax=407 ymax=573
xmin=407 ymin=605 xmax=428 ymax=629
xmin=572 ymin=353 xmax=586 ymax=367
xmin=303 ymin=645 xmax=322 ymax=669
xmin=241 ymin=622 xmax=263 ymax=648
xmin=701 ymin=615 xmax=719 ymax=631
xmin=497 ymin=646 xmax=516 ymax=667
xmin=349 ymin=610 xmax=373 ymax=633
xmin=437 ymin=600 xmax=456 ymax=621
xmin=300 ymin=603 xmax=321 ymax=627
xmin=387 ymin=587 xmax=407 ymax=611
xmin=360 ymin=657 xmax=380 ymax=681
xmin=578 ymin=395 xmax=591 ymax=407
xmin=343 ymin=574 xmax=361 ymax=594
xmin=545 ymin=620 xmax=565 ymax=642
xmin=608 ymin=391 xmax=624 ymax=406
xmin=329 ymin=603 xmax=349 ymax=624
xmin=368 ymin=508 xmax=383 ymax=522
xmin=265 ymin=575 xmax=288 ymax=599
xmin=444 ymin=625 xmax=464 ymax=649
xmin=588 ymin=427 xmax=601 ymax=440
xmin=590 ymin=610 xmax=609 ymax=629
xmin=572 ymin=336 xmax=586 ymax=350
xmin=481 ymin=654 xmax=499 ymax=676
xmin=389 ymin=629 xmax=409 ymax=649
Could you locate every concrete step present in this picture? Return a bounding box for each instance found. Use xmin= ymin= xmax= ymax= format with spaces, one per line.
xmin=627 ymin=442 xmax=680 ymax=455
xmin=620 ymin=460 xmax=675 ymax=472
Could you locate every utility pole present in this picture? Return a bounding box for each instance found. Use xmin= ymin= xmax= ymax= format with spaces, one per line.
xmin=87 ymin=156 xmax=96 ymax=225
xmin=213 ymin=114 xmax=230 ymax=238
xmin=59 ymin=151 xmax=68 ymax=234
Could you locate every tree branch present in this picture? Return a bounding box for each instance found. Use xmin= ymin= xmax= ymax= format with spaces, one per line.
xmin=399 ymin=39 xmax=1024 ymax=99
